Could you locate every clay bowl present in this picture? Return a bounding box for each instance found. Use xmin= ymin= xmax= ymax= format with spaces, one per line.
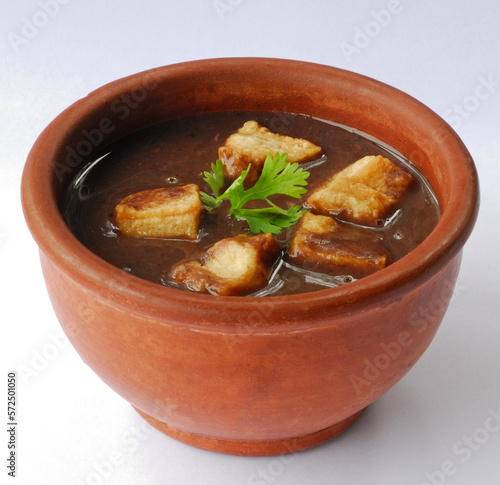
xmin=21 ymin=58 xmax=479 ymax=456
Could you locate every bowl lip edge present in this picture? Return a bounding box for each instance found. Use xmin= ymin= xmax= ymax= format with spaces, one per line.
xmin=21 ymin=57 xmax=480 ymax=328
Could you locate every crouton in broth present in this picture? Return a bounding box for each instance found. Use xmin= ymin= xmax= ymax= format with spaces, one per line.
xmin=62 ymin=111 xmax=439 ymax=296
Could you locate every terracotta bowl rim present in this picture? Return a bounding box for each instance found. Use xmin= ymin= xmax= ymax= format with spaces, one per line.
xmin=21 ymin=57 xmax=480 ymax=328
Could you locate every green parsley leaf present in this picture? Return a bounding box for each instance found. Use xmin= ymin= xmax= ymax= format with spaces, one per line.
xmin=234 ymin=203 xmax=307 ymax=235
xmin=200 ymin=159 xmax=227 ymax=210
xmin=199 ymin=191 xmax=219 ymax=211
xmin=199 ymin=152 xmax=310 ymax=234
xmin=203 ymin=159 xmax=226 ymax=197
xmin=245 ymin=152 xmax=309 ymax=202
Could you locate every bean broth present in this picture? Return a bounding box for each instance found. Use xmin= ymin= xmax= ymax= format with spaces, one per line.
xmin=62 ymin=112 xmax=440 ymax=296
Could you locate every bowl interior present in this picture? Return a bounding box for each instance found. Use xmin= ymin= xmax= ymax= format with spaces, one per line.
xmin=21 ymin=58 xmax=479 ymax=328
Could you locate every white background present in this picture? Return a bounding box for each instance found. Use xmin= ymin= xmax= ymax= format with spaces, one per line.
xmin=1 ymin=1 xmax=499 ymax=484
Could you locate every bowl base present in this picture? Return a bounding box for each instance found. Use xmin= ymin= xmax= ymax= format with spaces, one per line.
xmin=133 ymin=406 xmax=367 ymax=456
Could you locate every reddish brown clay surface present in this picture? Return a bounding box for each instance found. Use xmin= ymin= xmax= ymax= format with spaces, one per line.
xmin=21 ymin=58 xmax=479 ymax=456
xmin=134 ymin=406 xmax=367 ymax=456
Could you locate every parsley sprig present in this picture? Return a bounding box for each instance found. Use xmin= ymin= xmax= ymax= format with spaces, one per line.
xmin=200 ymin=152 xmax=309 ymax=234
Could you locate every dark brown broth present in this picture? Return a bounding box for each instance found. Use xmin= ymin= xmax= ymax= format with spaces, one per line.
xmin=62 ymin=112 xmax=440 ymax=296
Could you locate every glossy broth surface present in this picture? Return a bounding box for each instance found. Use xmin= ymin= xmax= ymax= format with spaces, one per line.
xmin=62 ymin=112 xmax=440 ymax=296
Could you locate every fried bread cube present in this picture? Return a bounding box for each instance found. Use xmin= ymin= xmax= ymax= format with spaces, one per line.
xmin=219 ymin=120 xmax=322 ymax=183
xmin=287 ymin=213 xmax=390 ymax=278
xmin=115 ymin=184 xmax=203 ymax=239
xmin=305 ymin=155 xmax=412 ymax=226
xmin=171 ymin=233 xmax=280 ymax=296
